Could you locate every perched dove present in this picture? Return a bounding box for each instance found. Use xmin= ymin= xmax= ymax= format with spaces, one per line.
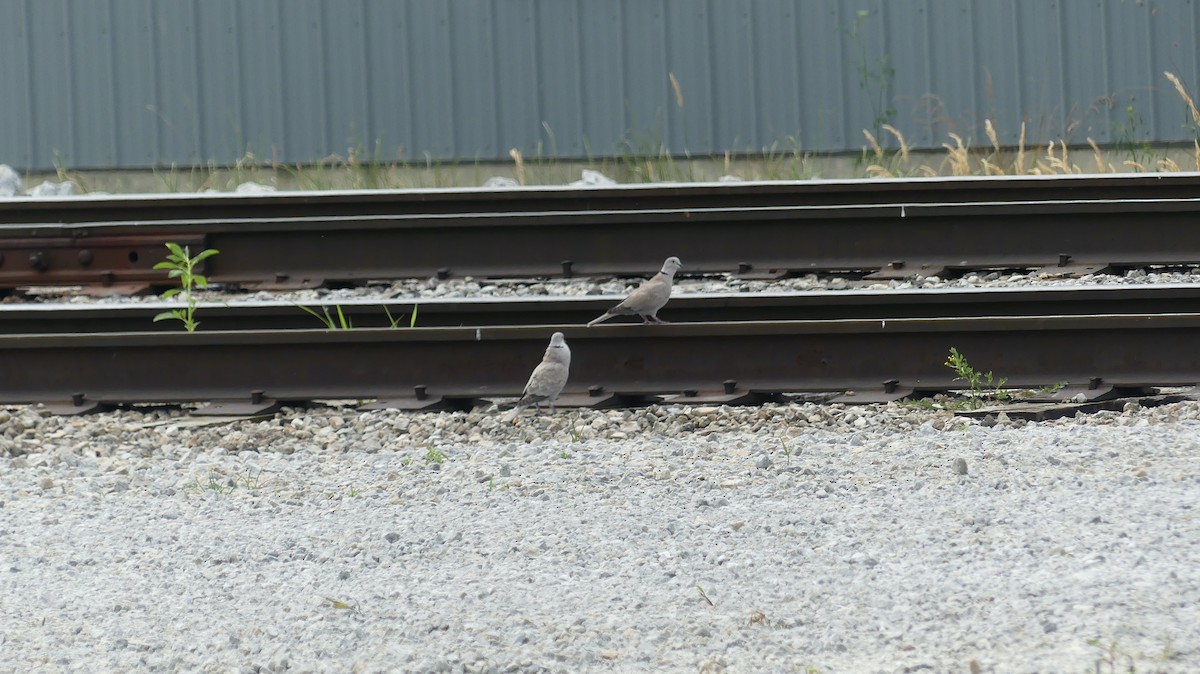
xmin=586 ymin=256 xmax=682 ymax=326
xmin=502 ymin=332 xmax=571 ymax=423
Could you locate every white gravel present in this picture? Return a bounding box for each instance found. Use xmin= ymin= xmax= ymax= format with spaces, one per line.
xmin=7 ymin=265 xmax=1200 ymax=307
xmin=2 ymin=400 xmax=1197 ymax=673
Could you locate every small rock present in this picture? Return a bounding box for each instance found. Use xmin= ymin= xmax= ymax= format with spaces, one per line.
xmin=38 ymin=476 xmax=54 ymax=490
xmin=234 ymin=181 xmax=275 ymax=193
xmin=0 ymin=165 xmax=22 ymax=197
xmin=952 ymin=458 xmax=968 ymax=475
xmin=28 ymin=180 xmax=76 ymax=197
xmin=483 ymin=176 xmax=519 ymax=188
xmin=570 ymin=170 xmax=616 ymax=187
xmin=756 ymin=456 xmax=772 ymax=470
xmin=384 ymin=532 xmax=401 ymax=543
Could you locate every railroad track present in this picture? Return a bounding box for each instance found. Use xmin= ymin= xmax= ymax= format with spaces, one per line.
xmin=4 ymin=174 xmax=1200 ymax=290
xmin=6 ymin=173 xmax=1200 ymax=225
xmin=6 ymin=285 xmax=1200 ymax=333
xmin=3 ymin=287 xmax=1199 ymax=414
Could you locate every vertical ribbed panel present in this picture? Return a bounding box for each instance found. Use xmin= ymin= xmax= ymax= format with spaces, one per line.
xmin=3 ymin=0 xmax=1200 ymax=171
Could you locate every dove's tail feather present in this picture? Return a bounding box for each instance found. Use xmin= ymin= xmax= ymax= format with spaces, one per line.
xmin=587 ymin=312 xmax=613 ymax=327
xmin=502 ymin=405 xmax=523 ymax=423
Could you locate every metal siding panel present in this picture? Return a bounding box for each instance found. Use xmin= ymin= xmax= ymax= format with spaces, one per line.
xmin=883 ymin=0 xmax=935 ymax=148
xmin=151 ymin=1 xmax=203 ymax=164
xmin=794 ymin=2 xmax=845 ymax=150
xmin=18 ymin=0 xmax=1200 ymax=170
xmin=321 ymin=1 xmax=371 ymax=155
xmin=532 ymin=2 xmax=584 ymax=155
xmin=277 ymin=0 xmax=328 ymax=160
xmin=492 ymin=0 xmax=538 ymax=157
xmin=363 ymin=0 xmax=413 ymax=161
xmin=28 ymin=0 xmax=75 ymax=165
xmin=0 ymin=0 xmax=34 ymax=168
xmin=708 ymin=0 xmax=756 ymax=152
xmin=404 ymin=1 xmax=455 ymax=158
xmin=923 ymin=0 xmax=979 ymax=142
xmin=110 ymin=0 xmax=157 ymax=167
xmin=1058 ymin=1 xmax=1110 ymax=145
xmin=577 ymin=2 xmax=625 ymax=157
xmin=195 ymin=0 xmax=242 ymax=161
xmin=967 ymin=0 xmax=1023 ymax=146
xmin=841 ymin=0 xmax=894 ymax=147
xmin=234 ymin=1 xmax=286 ymax=162
xmin=65 ymin=1 xmax=118 ymax=167
xmin=1148 ymin=0 xmax=1199 ymax=142
xmin=1103 ymin=1 xmax=1156 ymax=149
xmin=662 ymin=0 xmax=714 ymax=153
xmin=619 ymin=0 xmax=669 ymax=152
xmin=447 ymin=1 xmax=499 ymax=159
xmin=748 ymin=0 xmax=801 ymax=151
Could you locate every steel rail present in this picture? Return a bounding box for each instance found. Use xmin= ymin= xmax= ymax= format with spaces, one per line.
xmin=6 ymin=285 xmax=1200 ymax=333
xmin=2 ymin=313 xmax=1198 ymax=412
xmin=4 ymin=172 xmax=1200 ymax=225
xmin=6 ymin=196 xmax=1200 ymax=287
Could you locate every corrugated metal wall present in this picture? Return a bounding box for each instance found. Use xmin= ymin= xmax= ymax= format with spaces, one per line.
xmin=2 ymin=0 xmax=1199 ymax=171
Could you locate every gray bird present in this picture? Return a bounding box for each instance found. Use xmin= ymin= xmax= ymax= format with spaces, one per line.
xmin=586 ymin=256 xmax=682 ymax=326
xmin=502 ymin=332 xmax=571 ymax=423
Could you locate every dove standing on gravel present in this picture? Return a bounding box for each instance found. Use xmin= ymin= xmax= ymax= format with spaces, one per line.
xmin=586 ymin=256 xmax=682 ymax=326
xmin=502 ymin=332 xmax=571 ymax=423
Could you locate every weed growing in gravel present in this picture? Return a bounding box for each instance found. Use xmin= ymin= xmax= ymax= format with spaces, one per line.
xmin=1087 ymin=637 xmax=1136 ymax=673
xmin=945 ymin=347 xmax=1009 ymax=409
xmin=297 ymin=303 xmax=420 ymax=329
xmin=424 ymin=445 xmax=446 ymax=463
xmin=384 ymin=304 xmax=418 ymax=328
xmin=778 ymin=438 xmax=793 ymax=463
xmin=187 ymin=469 xmax=262 ymax=496
xmin=695 ymin=584 xmax=715 ymax=607
xmin=298 ymin=303 xmax=353 ymax=329
xmin=322 ymin=596 xmax=361 ymax=614
xmin=153 ymin=243 xmax=219 ymax=332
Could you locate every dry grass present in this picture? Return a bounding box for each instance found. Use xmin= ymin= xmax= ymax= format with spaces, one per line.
xmin=49 ymin=71 xmax=1200 ymax=194
xmin=1164 ymin=71 xmax=1200 ymax=128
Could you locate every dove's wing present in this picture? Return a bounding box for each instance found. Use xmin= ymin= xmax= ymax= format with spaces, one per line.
xmin=613 ymin=274 xmax=672 ymax=314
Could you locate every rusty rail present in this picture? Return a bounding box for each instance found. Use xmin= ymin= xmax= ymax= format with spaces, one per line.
xmin=4 ymin=173 xmax=1200 ymax=225
xmin=1 ymin=313 xmax=1197 ymax=413
xmin=2 ymin=174 xmax=1200 ymax=289
xmin=4 ymin=197 xmax=1200 ymax=288
xmin=5 ymin=285 xmax=1200 ymax=333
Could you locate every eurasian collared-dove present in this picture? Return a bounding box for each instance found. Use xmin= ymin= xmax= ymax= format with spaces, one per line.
xmin=586 ymin=256 xmax=682 ymax=326
xmin=502 ymin=332 xmax=571 ymax=423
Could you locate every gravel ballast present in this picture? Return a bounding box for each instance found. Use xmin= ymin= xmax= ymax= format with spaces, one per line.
xmin=8 ymin=266 xmax=1200 ymax=307
xmin=2 ymin=401 xmax=1197 ymax=673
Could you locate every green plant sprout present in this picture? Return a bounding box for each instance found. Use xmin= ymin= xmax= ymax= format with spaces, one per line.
xmin=298 ymin=303 xmax=353 ymax=329
xmin=384 ymin=304 xmax=419 ymax=328
xmin=945 ymin=347 xmax=1009 ymax=409
xmin=153 ymin=243 xmax=219 ymax=332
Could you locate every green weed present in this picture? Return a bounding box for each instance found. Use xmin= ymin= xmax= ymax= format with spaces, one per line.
xmin=297 ymin=303 xmax=353 ymax=329
xmin=945 ymin=347 xmax=1009 ymax=409
xmin=153 ymin=243 xmax=219 ymax=332
xmin=384 ymin=304 xmax=419 ymax=328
